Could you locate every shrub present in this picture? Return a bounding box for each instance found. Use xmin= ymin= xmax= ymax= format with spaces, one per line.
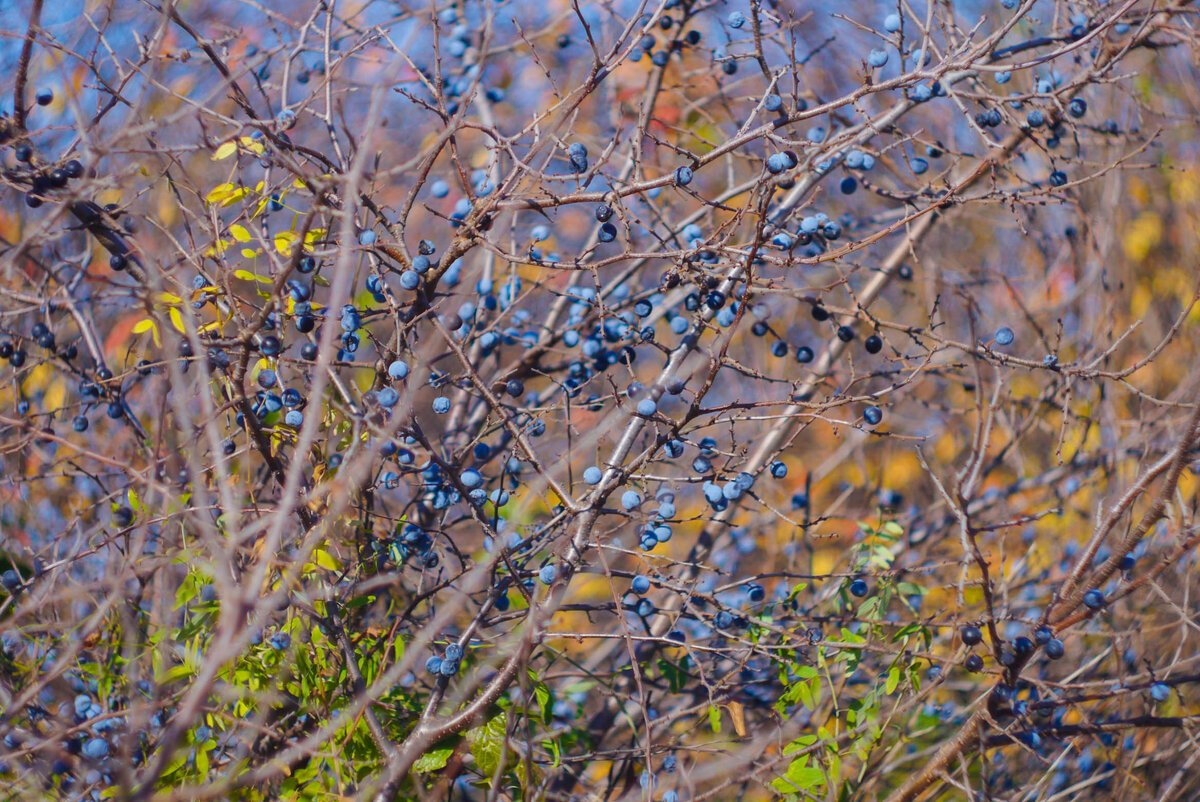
xmin=1 ymin=1 xmax=1199 ymax=799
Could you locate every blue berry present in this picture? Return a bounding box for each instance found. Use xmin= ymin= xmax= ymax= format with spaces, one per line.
xmin=621 ymin=491 xmax=643 ymax=510
xmin=388 ymin=360 xmax=409 ymax=380
xmin=632 ymin=575 xmax=651 ymax=594
xmin=284 ymin=410 xmax=303 ymax=427
xmin=863 ymin=406 xmax=883 ymax=426
xmin=728 ymin=11 xmax=745 ymax=28
xmin=995 ymin=326 xmax=1015 ymax=346
xmin=358 ymin=230 xmax=377 ymax=245
xmin=432 ymin=397 xmax=451 ymax=414
xmin=636 ymin=398 xmax=658 ymax=416
xmin=1044 ymin=638 xmax=1065 ymax=659
xmin=849 ymin=578 xmax=869 ymax=597
xmin=1083 ymin=589 xmax=1106 ymax=609
xmin=1150 ymin=682 xmax=1170 ymax=702
xmin=82 ymin=738 xmax=108 ymax=759
xmin=868 ymin=48 xmax=888 ymax=68
xmin=583 ymin=466 xmax=603 ymax=485
xmin=539 ymin=564 xmax=558 ymax=585
xmin=764 ymin=93 xmax=783 ymax=112
xmin=769 ymin=461 xmax=787 ymax=478
xmin=674 ymin=165 xmax=694 ymax=186
xmin=884 ymin=13 xmax=901 ymax=32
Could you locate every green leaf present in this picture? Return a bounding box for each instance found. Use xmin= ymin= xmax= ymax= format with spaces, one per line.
xmin=534 ymin=682 xmax=552 ymax=722
xmin=772 ymin=758 xmax=825 ymax=794
xmin=885 ymin=666 xmax=902 ymax=694
xmin=797 ymin=678 xmax=818 ymax=710
xmin=466 ymin=712 xmax=508 ymax=779
xmin=658 ymin=658 xmax=686 ymax=693
xmin=708 ymin=704 xmax=722 ymax=734
xmin=413 ymin=747 xmax=455 ymax=773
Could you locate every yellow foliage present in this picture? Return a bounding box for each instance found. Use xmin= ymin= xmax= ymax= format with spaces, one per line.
xmin=1122 ymin=212 xmax=1162 ymax=263
xmin=1169 ymin=168 xmax=1200 ymax=205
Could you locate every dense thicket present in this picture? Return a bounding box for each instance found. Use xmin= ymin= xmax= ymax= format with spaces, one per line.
xmin=2 ymin=0 xmax=1200 ymax=799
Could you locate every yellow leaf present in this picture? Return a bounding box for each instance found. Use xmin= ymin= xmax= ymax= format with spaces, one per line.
xmin=233 ymin=269 xmax=271 ymax=283
xmin=241 ymin=248 xmax=258 ymax=259
xmin=206 ymin=183 xmax=234 ymax=204
xmin=198 ymin=320 xmax=223 ymax=334
xmin=229 ymin=224 xmax=252 ymax=242
xmin=239 ymin=136 xmax=265 ymax=156
xmin=168 ymin=307 xmax=185 ymax=333
xmin=133 ymin=318 xmax=161 ymax=347
xmin=156 ymin=292 xmax=181 ymax=304
xmin=212 ymin=141 xmax=238 ymax=161
xmin=312 ymin=548 xmax=341 ymax=572
xmin=220 ymin=187 xmax=248 ymax=208
xmin=274 ymin=231 xmax=298 ymax=254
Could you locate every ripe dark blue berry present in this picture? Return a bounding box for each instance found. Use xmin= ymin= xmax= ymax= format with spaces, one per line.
xmin=849 ymin=578 xmax=869 ymax=597
xmin=864 ymin=334 xmax=882 ymax=353
xmin=259 ymin=335 xmax=281 ymax=356
xmin=961 ymin=625 xmax=982 ymax=645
